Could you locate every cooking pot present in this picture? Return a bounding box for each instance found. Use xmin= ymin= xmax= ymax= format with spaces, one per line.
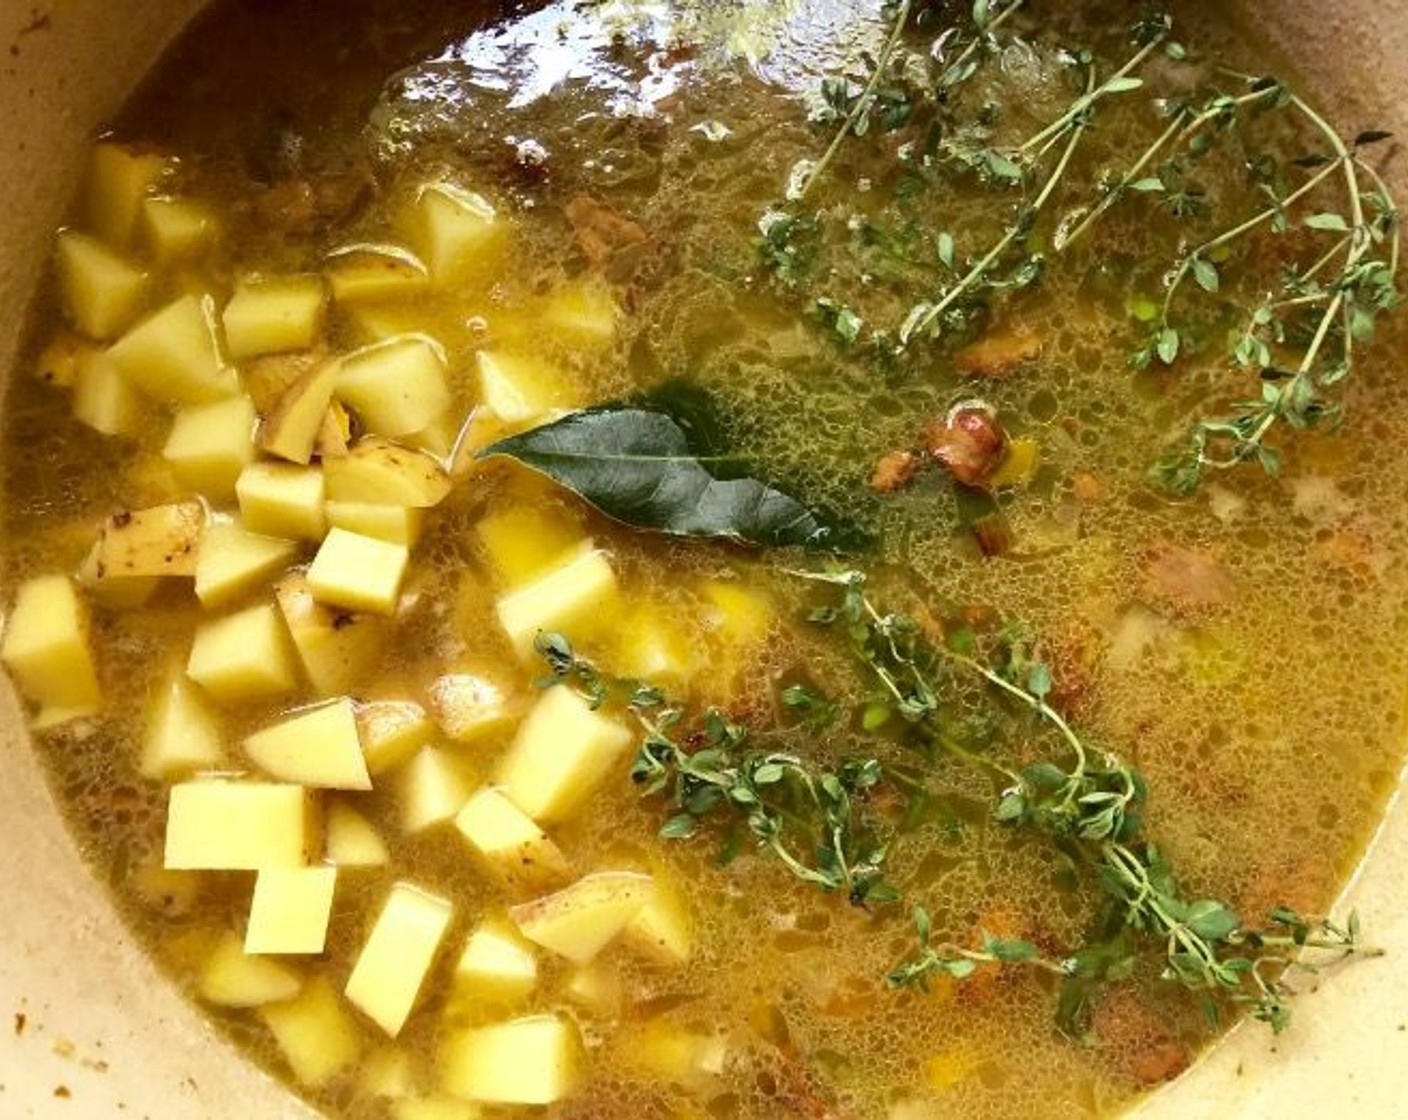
xmin=1 ymin=2 xmax=1406 ymax=1116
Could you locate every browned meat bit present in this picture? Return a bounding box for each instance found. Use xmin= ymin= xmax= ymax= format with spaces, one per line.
xmin=954 ymin=324 xmax=1042 ymax=378
xmin=250 ymin=163 xmax=374 ymax=237
xmin=870 ymin=449 xmax=921 ymax=494
xmin=1071 ymin=472 xmax=1107 ymax=504
xmin=565 ymin=194 xmax=648 ymax=268
xmin=923 ymin=401 xmax=1008 ymax=488
xmin=1140 ymin=542 xmax=1235 ymax=615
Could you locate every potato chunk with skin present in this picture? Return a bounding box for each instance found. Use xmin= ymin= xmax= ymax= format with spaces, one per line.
xmin=509 ymin=871 xmax=652 ymax=964
xmin=107 ymin=293 xmax=238 ymax=404
xmin=1 ymin=575 xmax=102 ymax=717
xmin=245 ymin=866 xmax=338 ymax=955
xmin=497 ymin=685 xmax=632 ymax=823
xmin=324 ymin=437 xmax=451 ymax=507
xmin=141 ymin=669 xmax=224 ymax=780
xmin=440 ymin=1015 xmax=582 ymax=1105
xmin=244 ymin=698 xmax=371 ymax=790
xmin=325 ymin=243 xmax=431 ymax=304
xmin=223 ymin=274 xmax=327 ymax=359
xmin=95 ymin=500 xmax=204 ymax=579
xmin=237 ymin=462 xmax=327 ymax=541
xmin=307 ymin=529 xmax=409 ymax=616
xmin=428 ymin=673 xmax=517 ymax=744
xmin=55 ymin=229 xmax=149 ymax=340
xmin=164 ymin=395 xmax=257 ymax=498
xmin=78 ymin=540 xmax=160 ymax=610
xmin=187 ymin=602 xmax=299 ymax=702
xmin=199 ymin=932 xmax=302 ymax=1008
xmin=346 ymin=882 xmax=453 ymax=1037
xmin=262 ymin=976 xmax=364 ymax=1089
xmin=258 ymin=358 xmax=337 ymax=465
xmin=623 ymin=876 xmax=694 ymax=966
xmin=357 ymin=699 xmax=435 ymax=776
xmin=194 ymin=521 xmax=300 ymax=609
xmin=276 ymin=572 xmax=386 ymax=697
xmin=454 ymin=786 xmax=570 ymax=889
xmin=326 ymin=501 xmax=425 ymax=546
xmin=495 ymin=548 xmax=619 ymax=660
xmin=164 ymin=780 xmax=317 ymax=870
xmin=453 ymin=916 xmax=538 ymax=1004
xmin=335 ymin=335 xmax=452 ymax=438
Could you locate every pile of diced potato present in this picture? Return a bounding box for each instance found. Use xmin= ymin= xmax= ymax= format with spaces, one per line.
xmin=0 ymin=142 xmax=786 ymax=1113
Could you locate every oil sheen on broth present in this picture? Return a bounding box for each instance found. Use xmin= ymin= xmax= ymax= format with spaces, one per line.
xmin=3 ymin=1 xmax=1407 ymax=1118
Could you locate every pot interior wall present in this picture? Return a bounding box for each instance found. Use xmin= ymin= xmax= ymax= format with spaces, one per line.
xmin=0 ymin=2 xmax=1404 ymax=1117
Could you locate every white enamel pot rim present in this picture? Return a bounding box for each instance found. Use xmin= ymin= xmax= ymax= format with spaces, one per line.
xmin=1 ymin=2 xmax=1405 ymax=1117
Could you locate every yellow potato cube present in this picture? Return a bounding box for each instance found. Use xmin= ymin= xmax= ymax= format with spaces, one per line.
xmin=495 ymin=548 xmax=619 ymax=660
xmin=141 ymin=196 xmax=217 ymax=264
xmin=307 ymin=528 xmax=409 ymax=616
xmin=140 ymin=670 xmax=224 ymax=780
xmin=475 ymin=351 xmax=572 ymax=428
xmin=164 ymin=780 xmax=317 ymax=870
xmin=324 ymin=437 xmax=452 ymax=507
xmin=244 ymin=698 xmax=371 ymax=790
xmin=275 ymin=572 xmax=386 ymax=697
xmin=222 ymin=274 xmax=327 ymax=360
xmin=261 ymin=976 xmax=363 ymax=1089
xmin=623 ymin=876 xmax=693 ymax=966
xmin=399 ymin=746 xmax=472 ymax=834
xmin=33 ymin=332 xmax=84 ymax=389
xmin=245 ymin=866 xmax=338 ymax=955
xmin=326 ymin=801 xmax=390 ymax=868
xmin=474 ymin=503 xmax=585 ymax=588
xmin=346 ymin=882 xmax=453 ymax=1037
xmin=325 ymin=243 xmax=431 ymax=304
xmin=454 ymin=786 xmax=569 ymax=890
xmin=187 ymin=603 xmax=299 ymax=702
xmin=335 ymin=336 xmax=452 ymax=438
xmin=563 ymin=961 xmax=621 ymax=1018
xmin=453 ymin=917 xmax=538 ymax=1003
xmin=95 ymin=500 xmax=204 ymax=578
xmin=626 ymin=1021 xmax=727 ymax=1084
xmin=326 ymin=501 xmax=425 ymax=546
xmin=106 ymin=293 xmax=238 ymax=404
xmin=1 ymin=575 xmax=101 ymax=716
xmin=611 ymin=603 xmax=697 ymax=686
xmin=427 ymin=673 xmax=516 ymax=744
xmin=700 ymin=580 xmax=774 ymax=646
xmin=55 ymin=229 xmax=149 ymax=340
xmin=357 ymin=699 xmax=436 ymax=776
xmin=199 ymin=932 xmax=302 ymax=1008
xmin=194 ymin=521 xmax=299 ymax=609
xmin=163 ymin=395 xmax=258 ymax=498
xmin=391 ymin=1099 xmax=482 ymax=1120
xmin=508 ymin=872 xmax=652 ymax=964
xmin=359 ymin=1045 xmax=420 ymax=1099
xmin=83 ymin=142 xmax=170 ymax=248
xmin=77 ymin=541 xmax=160 ymax=610
xmin=497 ymin=685 xmax=632 ymax=823
xmin=236 ymin=461 xmax=327 ymax=541
xmin=539 ymin=282 xmax=617 ymax=347
xmin=258 ymin=359 xmax=338 ymax=465
xmin=398 ymin=183 xmax=506 ymax=287
xmin=73 ymin=347 xmax=143 ymax=436
xmin=440 ymin=1015 xmax=582 ymax=1105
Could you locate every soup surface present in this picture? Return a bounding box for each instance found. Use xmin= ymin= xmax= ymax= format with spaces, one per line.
xmin=3 ymin=1 xmax=1406 ymax=1117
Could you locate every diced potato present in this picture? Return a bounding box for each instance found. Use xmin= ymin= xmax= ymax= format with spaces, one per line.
xmin=623 ymin=876 xmax=693 ymax=966
xmin=245 ymin=866 xmax=338 ymax=955
xmin=236 ymin=462 xmax=327 ymax=541
xmin=244 ymin=698 xmax=371 ymax=790
xmin=199 ymin=932 xmax=302 ymax=1007
xmin=539 ymin=282 xmax=617 ymax=347
xmin=307 ymin=529 xmax=409 ymax=616
xmin=324 ymin=437 xmax=452 ymax=507
xmin=405 ymin=410 xmax=460 ymax=459
xmin=625 ymin=1021 xmax=727 ymax=1084
xmin=194 ymin=521 xmax=300 ymax=609
xmin=475 ymin=351 xmax=573 ymax=428
xmin=83 ymin=143 xmax=170 ymax=248
xmin=359 ymin=1045 xmax=420 ymax=1098
xmin=509 ymin=872 xmax=652 ymax=965
xmin=497 ymin=685 xmax=632 ymax=823
xmin=77 ymin=540 xmax=160 ymax=610
xmin=33 ymin=332 xmax=84 ymax=389
xmin=454 ymin=786 xmax=569 ymax=890
xmin=398 ymin=183 xmax=506 ymax=287
xmin=275 ymin=572 xmax=386 ymax=697
xmin=1 ymin=575 xmax=101 ymax=716
xmin=326 ymin=801 xmax=390 ymax=868
xmin=129 ymin=860 xmax=203 ymax=919
xmin=316 ymin=399 xmax=353 ymax=459
xmin=164 ymin=780 xmax=317 ymax=869
xmin=55 ymin=229 xmax=148 ymax=340
xmin=989 ymin=436 xmax=1040 ymax=489
xmin=391 ymin=1098 xmax=482 ymax=1120
xmin=261 ymin=976 xmax=364 ymax=1089
xmin=142 ymin=196 xmax=217 ymax=264
xmin=186 ymin=602 xmax=299 ymax=702
xmin=563 ymin=961 xmax=621 ymax=1018
xmin=140 ymin=669 xmax=224 ymax=780
xmin=399 ymin=746 xmax=472 ymax=834
xmin=258 ymin=358 xmax=337 ymax=465
xmin=164 ymin=395 xmax=258 ymax=497
xmin=95 ymin=500 xmax=204 ymax=579
xmin=106 ymin=293 xmax=238 ymax=404
xmin=440 ymin=1015 xmax=582 ymax=1105
xmin=427 ymin=673 xmax=516 ymax=744
xmin=453 ymin=916 xmax=538 ymax=1004
xmin=473 ymin=503 xmax=585 ymax=588
xmin=223 ymin=274 xmax=327 ymax=359
xmin=325 ymin=243 xmax=431 ymax=304
xmin=345 ymin=882 xmax=453 ymax=1037
xmin=73 ymin=347 xmax=143 ymax=436
xmin=700 ymin=580 xmax=774 ymax=646
xmin=358 ymin=700 xmax=435 ymax=775
xmin=335 ymin=335 xmax=452 ymax=438
xmin=611 ymin=603 xmax=696 ymax=686
xmin=343 ymin=304 xmax=434 ymax=345
xmin=495 ymin=548 xmax=619 ymax=660
xmin=326 ymin=501 xmax=425 ymax=547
